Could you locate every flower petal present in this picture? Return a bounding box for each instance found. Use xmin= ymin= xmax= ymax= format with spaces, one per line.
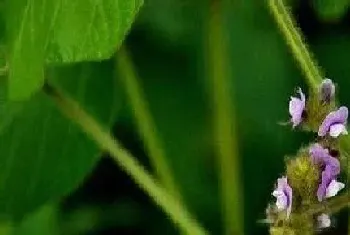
xmin=317 ymin=168 xmax=333 ymax=202
xmin=326 ymin=179 xmax=345 ymax=198
xmin=317 ymin=213 xmax=331 ymax=229
xmin=272 ymin=189 xmax=283 ymax=198
xmin=324 ymin=161 xmax=340 ymax=178
xmin=289 ymin=88 xmax=305 ymax=127
xmin=276 ymin=194 xmax=288 ymax=210
xmin=309 ymin=144 xmax=340 ymax=176
xmin=272 ymin=189 xmax=287 ymax=210
xmin=318 ymin=106 xmax=348 ymax=137
xmin=329 ymin=123 xmax=348 ymax=137
xmin=285 ymin=183 xmax=292 ymax=218
xmin=272 ymin=177 xmax=293 ymax=218
xmin=309 ymin=143 xmax=329 ymax=164
xmin=277 ymin=177 xmax=288 ymax=189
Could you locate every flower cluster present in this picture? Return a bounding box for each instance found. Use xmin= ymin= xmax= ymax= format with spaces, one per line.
xmin=268 ymin=79 xmax=347 ymax=232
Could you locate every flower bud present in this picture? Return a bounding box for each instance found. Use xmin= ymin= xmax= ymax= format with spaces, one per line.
xmin=320 ymin=78 xmax=335 ymax=104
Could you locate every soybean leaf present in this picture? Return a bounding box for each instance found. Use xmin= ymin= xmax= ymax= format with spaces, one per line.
xmin=6 ymin=0 xmax=60 ymax=100
xmin=6 ymin=0 xmax=143 ymax=100
xmin=0 ymin=59 xmax=121 ymax=219
xmin=47 ymin=0 xmax=143 ymax=63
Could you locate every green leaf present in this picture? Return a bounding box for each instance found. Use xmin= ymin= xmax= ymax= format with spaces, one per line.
xmin=46 ymin=0 xmax=143 ymax=63
xmin=6 ymin=0 xmax=143 ymax=100
xmin=12 ymin=204 xmax=59 ymax=235
xmin=0 ymin=59 xmax=121 ymax=219
xmin=312 ymin=0 xmax=350 ymax=21
xmin=6 ymin=0 xmax=60 ymax=100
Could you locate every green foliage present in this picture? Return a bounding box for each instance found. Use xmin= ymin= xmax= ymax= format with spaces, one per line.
xmin=312 ymin=0 xmax=350 ymax=22
xmin=5 ymin=0 xmax=143 ymax=100
xmin=2 ymin=0 xmax=350 ymax=233
xmin=13 ymin=204 xmax=59 ymax=235
xmin=0 ymin=60 xmax=120 ymax=219
xmin=46 ymin=0 xmax=143 ymax=63
xmin=5 ymin=0 xmax=56 ymax=100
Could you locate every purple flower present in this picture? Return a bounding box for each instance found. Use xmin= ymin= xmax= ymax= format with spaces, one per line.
xmin=318 ymin=106 xmax=348 ymax=138
xmin=317 ymin=167 xmax=345 ymax=202
xmin=310 ymin=144 xmax=344 ymax=201
xmin=272 ymin=177 xmax=292 ymax=218
xmin=309 ymin=143 xmax=340 ymax=176
xmin=289 ymin=88 xmax=306 ymax=127
xmin=317 ymin=213 xmax=331 ymax=229
xmin=320 ymin=79 xmax=335 ymax=103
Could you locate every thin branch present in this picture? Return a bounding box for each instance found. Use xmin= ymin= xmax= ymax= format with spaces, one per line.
xmin=267 ymin=0 xmax=323 ymax=91
xmin=116 ymin=47 xmax=181 ymax=199
xmin=43 ymin=82 xmax=209 ymax=235
xmin=207 ymin=1 xmax=243 ymax=235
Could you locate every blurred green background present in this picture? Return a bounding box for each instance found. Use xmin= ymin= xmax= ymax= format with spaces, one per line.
xmin=2 ymin=0 xmax=350 ymax=234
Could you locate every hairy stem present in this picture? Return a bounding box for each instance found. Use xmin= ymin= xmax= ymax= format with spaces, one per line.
xmin=207 ymin=1 xmax=243 ymax=234
xmin=267 ymin=0 xmax=323 ymax=91
xmin=43 ymin=83 xmax=208 ymax=235
xmin=116 ymin=47 xmax=181 ymax=199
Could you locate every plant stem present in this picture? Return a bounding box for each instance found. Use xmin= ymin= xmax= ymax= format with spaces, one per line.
xmin=43 ymin=83 xmax=209 ymax=235
xmin=206 ymin=1 xmax=243 ymax=234
xmin=116 ymin=47 xmax=181 ymax=199
xmin=267 ymin=0 xmax=323 ymax=91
